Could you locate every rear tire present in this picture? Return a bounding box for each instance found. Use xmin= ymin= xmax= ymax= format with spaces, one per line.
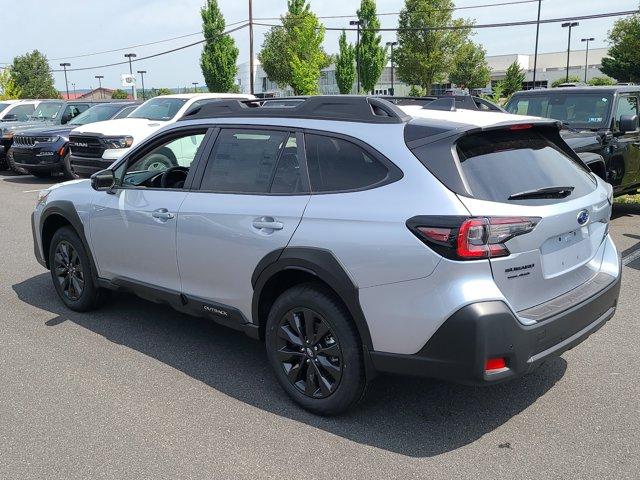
xmin=7 ymin=149 xmax=28 ymax=175
xmin=48 ymin=226 xmax=107 ymax=312
xmin=265 ymin=283 xmax=367 ymax=415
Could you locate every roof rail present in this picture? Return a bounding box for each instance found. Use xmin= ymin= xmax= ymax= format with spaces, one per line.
xmin=179 ymin=96 xmax=410 ymax=124
xmin=421 ymin=97 xmax=456 ymax=112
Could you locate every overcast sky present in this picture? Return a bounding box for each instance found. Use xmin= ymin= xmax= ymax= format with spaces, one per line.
xmin=1 ymin=0 xmax=637 ymax=91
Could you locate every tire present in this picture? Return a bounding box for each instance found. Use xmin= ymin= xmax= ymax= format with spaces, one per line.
xmin=61 ymin=152 xmax=79 ymax=180
xmin=265 ymin=283 xmax=367 ymax=415
xmin=7 ymin=149 xmax=28 ymax=175
xmin=48 ymin=226 xmax=107 ymax=312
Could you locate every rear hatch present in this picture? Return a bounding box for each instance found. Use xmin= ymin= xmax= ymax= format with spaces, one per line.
xmin=453 ymin=126 xmax=611 ymax=313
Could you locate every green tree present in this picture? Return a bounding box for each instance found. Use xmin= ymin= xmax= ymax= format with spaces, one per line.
xmin=335 ymin=30 xmax=356 ymax=94
xmin=200 ymin=0 xmax=239 ymax=93
xmin=483 ymin=81 xmax=504 ymax=104
xmin=408 ymin=85 xmax=425 ymax=96
xmin=395 ymin=0 xmax=472 ymax=94
xmin=357 ymin=0 xmax=386 ymax=93
xmin=502 ymin=61 xmax=525 ymax=96
xmin=0 ymin=68 xmax=21 ymax=100
xmin=258 ymin=0 xmax=329 ymax=94
xmin=449 ymin=41 xmax=490 ymax=90
xmin=111 ymin=89 xmax=128 ymax=99
xmin=588 ymin=75 xmax=616 ymax=86
xmin=551 ymin=75 xmax=581 ymax=88
xmin=601 ymin=11 xmax=640 ymax=83
xmin=10 ymin=50 xmax=58 ymax=99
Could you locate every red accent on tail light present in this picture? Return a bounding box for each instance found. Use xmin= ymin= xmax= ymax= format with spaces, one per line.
xmin=509 ymin=124 xmax=533 ymax=131
xmin=417 ymin=226 xmax=453 ymax=244
xmin=457 ymin=218 xmax=489 ymax=258
xmin=485 ymin=357 xmax=507 ymax=371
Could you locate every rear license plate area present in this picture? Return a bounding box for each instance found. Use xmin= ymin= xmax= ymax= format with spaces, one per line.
xmin=540 ymin=227 xmax=592 ymax=278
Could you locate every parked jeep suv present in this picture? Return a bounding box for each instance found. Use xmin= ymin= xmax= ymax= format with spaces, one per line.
xmin=506 ymin=86 xmax=640 ymax=196
xmin=32 ymin=97 xmax=621 ymax=415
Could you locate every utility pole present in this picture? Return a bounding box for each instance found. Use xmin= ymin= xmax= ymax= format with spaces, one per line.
xmin=192 ymin=82 xmax=199 ymax=93
xmin=72 ymin=82 xmax=76 ymax=99
xmin=59 ymin=63 xmax=71 ymax=99
xmin=95 ymin=75 xmax=104 ymax=99
xmin=124 ymin=53 xmax=137 ymax=100
xmin=532 ymin=0 xmax=542 ymax=89
xmin=249 ymin=0 xmax=254 ymax=95
xmin=386 ymin=41 xmax=398 ymax=96
xmin=581 ymin=37 xmax=594 ymax=83
xmin=137 ymin=70 xmax=147 ymax=100
xmin=350 ymin=20 xmax=363 ymax=94
xmin=561 ymin=22 xmax=579 ymax=83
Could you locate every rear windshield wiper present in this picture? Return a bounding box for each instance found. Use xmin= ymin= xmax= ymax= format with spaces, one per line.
xmin=508 ymin=186 xmax=575 ymax=200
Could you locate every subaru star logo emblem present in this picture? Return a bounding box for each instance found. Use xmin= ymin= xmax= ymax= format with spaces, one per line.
xmin=577 ymin=209 xmax=590 ymax=226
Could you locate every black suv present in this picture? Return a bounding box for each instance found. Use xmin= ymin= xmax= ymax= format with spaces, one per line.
xmin=11 ymin=102 xmax=138 ymax=178
xmin=506 ymin=86 xmax=640 ymax=196
xmin=0 ymin=100 xmax=103 ymax=172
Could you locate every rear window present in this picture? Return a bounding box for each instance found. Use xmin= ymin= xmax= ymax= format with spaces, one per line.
xmin=456 ymin=129 xmax=596 ymax=204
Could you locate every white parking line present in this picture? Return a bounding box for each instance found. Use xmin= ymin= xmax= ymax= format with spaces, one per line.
xmin=622 ymin=247 xmax=640 ymax=266
xmin=22 ymin=189 xmax=43 ymax=193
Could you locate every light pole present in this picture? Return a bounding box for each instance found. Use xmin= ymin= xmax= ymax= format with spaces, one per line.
xmin=350 ymin=20 xmax=363 ymax=94
xmin=386 ymin=41 xmax=398 ymax=96
xmin=95 ymin=75 xmax=104 ymax=99
xmin=249 ymin=0 xmax=255 ymax=95
xmin=581 ymin=37 xmax=594 ymax=83
xmin=137 ymin=70 xmax=147 ymax=100
xmin=532 ymin=0 xmax=542 ymax=88
xmin=192 ymin=82 xmax=199 ymax=93
xmin=59 ymin=63 xmax=71 ymax=99
xmin=561 ymin=22 xmax=579 ymax=83
xmin=124 ymin=53 xmax=137 ymax=100
xmin=71 ymin=82 xmax=76 ymax=99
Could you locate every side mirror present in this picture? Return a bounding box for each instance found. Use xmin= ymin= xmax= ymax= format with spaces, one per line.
xmin=60 ymin=114 xmax=71 ymax=124
xmin=90 ymin=169 xmax=115 ymax=191
xmin=619 ymin=114 xmax=639 ymax=134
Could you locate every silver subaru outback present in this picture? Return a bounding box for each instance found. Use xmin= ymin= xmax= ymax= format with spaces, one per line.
xmin=32 ymin=96 xmax=621 ymax=415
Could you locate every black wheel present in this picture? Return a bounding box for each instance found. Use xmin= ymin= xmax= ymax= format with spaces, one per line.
xmin=61 ymin=152 xmax=79 ymax=180
xmin=7 ymin=149 xmax=28 ymax=175
xmin=49 ymin=226 xmax=107 ymax=312
xmin=265 ymin=283 xmax=367 ymax=415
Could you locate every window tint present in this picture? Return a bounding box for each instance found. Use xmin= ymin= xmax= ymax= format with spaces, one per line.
xmin=305 ymin=134 xmax=389 ymax=192
xmin=615 ymin=95 xmax=638 ymax=130
xmin=7 ymin=104 xmax=34 ymax=121
xmin=271 ymin=135 xmax=303 ymax=194
xmin=200 ymin=129 xmax=288 ymax=193
xmin=505 ymin=93 xmax=612 ymax=128
xmin=456 ymin=129 xmax=596 ymax=204
xmin=113 ymin=105 xmax=137 ymax=119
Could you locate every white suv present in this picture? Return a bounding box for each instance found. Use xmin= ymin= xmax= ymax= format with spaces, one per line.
xmin=0 ymin=99 xmax=40 ymax=122
xmin=67 ymin=93 xmax=253 ymax=177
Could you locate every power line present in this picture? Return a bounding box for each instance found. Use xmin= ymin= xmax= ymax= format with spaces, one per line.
xmin=254 ymin=9 xmax=639 ymax=31
xmin=49 ymin=23 xmax=249 ymax=73
xmin=253 ymin=0 xmax=545 ymax=21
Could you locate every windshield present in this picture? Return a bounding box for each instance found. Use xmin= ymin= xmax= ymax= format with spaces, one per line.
xmin=127 ymin=98 xmax=187 ymax=121
xmin=29 ymin=102 xmax=64 ymax=121
xmin=506 ymin=93 xmax=613 ymax=129
xmin=69 ymin=104 xmax=125 ymax=125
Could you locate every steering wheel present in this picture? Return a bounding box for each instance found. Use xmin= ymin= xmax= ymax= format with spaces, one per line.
xmin=160 ymin=166 xmax=189 ymax=189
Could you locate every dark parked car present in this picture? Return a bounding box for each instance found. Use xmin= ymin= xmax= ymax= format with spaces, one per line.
xmin=506 ymin=86 xmax=640 ymax=196
xmin=1 ymin=100 xmax=102 ymax=172
xmin=379 ymin=95 xmax=504 ymax=112
xmin=11 ymin=102 xmax=138 ymax=178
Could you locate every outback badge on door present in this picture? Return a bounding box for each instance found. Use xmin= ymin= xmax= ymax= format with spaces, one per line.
xmin=577 ymin=209 xmax=590 ymax=226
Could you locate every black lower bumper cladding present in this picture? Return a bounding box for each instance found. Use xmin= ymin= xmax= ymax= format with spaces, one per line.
xmin=371 ymin=271 xmax=621 ymax=385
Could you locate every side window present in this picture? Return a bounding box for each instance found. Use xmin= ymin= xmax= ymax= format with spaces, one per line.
xmin=271 ymin=135 xmax=303 ymax=194
xmin=305 ymin=134 xmax=389 ymax=193
xmin=113 ymin=105 xmax=136 ymax=119
xmin=615 ymin=95 xmax=638 ymax=130
xmin=119 ymin=131 xmax=206 ymax=188
xmin=200 ymin=129 xmax=290 ymax=194
xmin=8 ymin=104 xmax=34 ymax=121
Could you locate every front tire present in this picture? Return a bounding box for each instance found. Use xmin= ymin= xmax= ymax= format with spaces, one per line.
xmin=49 ymin=226 xmax=106 ymax=312
xmin=61 ymin=152 xmax=79 ymax=180
xmin=265 ymin=283 xmax=367 ymax=415
xmin=7 ymin=149 xmax=28 ymax=175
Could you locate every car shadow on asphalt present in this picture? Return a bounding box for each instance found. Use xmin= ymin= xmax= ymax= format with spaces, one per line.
xmin=13 ymin=273 xmax=567 ymax=458
xmin=612 ymin=202 xmax=640 ymax=220
xmin=0 ymin=175 xmax=59 ymax=185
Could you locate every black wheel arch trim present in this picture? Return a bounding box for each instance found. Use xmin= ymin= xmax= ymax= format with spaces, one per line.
xmin=251 ymin=247 xmax=374 ymax=352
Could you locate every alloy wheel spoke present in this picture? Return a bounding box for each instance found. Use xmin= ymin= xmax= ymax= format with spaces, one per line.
xmin=303 ymin=309 xmax=316 ymax=345
xmin=312 ymin=322 xmax=330 ymax=346
xmin=276 ymin=346 xmax=305 ymax=363
xmin=289 ymin=312 xmax=305 ymax=342
xmin=317 ymin=342 xmax=340 ymax=358
xmin=286 ymin=358 xmax=305 ymax=384
xmin=312 ymin=362 xmax=334 ymax=396
xmin=316 ymin=356 xmax=342 ymax=383
xmin=305 ymin=367 xmax=317 ymax=396
xmin=278 ymin=324 xmax=303 ymax=347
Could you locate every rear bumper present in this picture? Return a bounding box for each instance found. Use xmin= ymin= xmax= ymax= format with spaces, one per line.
xmin=371 ymin=265 xmax=621 ymax=385
xmin=69 ymin=155 xmax=113 ymax=178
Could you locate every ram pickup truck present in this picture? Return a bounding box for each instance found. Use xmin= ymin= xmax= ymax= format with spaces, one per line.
xmin=506 ymin=86 xmax=640 ymax=196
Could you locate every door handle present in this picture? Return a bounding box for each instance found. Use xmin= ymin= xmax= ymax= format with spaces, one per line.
xmin=252 ymin=217 xmax=284 ymax=231
xmin=152 ymin=208 xmax=175 ymax=220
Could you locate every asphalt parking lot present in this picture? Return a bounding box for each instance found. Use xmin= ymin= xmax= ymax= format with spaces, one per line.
xmin=0 ymin=171 xmax=638 ymax=480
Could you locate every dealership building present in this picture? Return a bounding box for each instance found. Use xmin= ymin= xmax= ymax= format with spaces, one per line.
xmin=235 ymin=47 xmax=609 ymax=96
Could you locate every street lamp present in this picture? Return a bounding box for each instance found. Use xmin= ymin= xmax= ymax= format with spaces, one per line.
xmin=137 ymin=70 xmax=147 ymax=101
xmin=59 ymin=63 xmax=71 ymax=99
xmin=581 ymin=37 xmax=595 ymax=83
xmin=561 ymin=22 xmax=579 ymax=83
xmin=95 ymin=75 xmax=104 ymax=99
xmin=192 ymin=82 xmax=199 ymax=93
xmin=124 ymin=53 xmax=137 ymax=100
xmin=349 ymin=20 xmax=363 ymax=93
xmin=386 ymin=41 xmax=398 ymax=96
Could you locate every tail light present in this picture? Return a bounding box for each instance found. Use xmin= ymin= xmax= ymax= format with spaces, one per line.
xmin=408 ymin=216 xmax=540 ymax=260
